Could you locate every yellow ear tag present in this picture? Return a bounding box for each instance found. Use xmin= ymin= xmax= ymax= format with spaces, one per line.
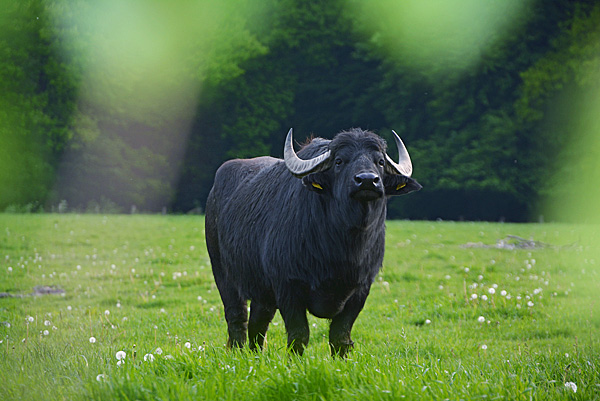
xmin=312 ymin=182 xmax=323 ymax=190
xmin=396 ymin=183 xmax=407 ymax=191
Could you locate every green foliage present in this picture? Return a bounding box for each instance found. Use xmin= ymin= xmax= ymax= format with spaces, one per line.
xmin=2 ymin=0 xmax=600 ymax=220
xmin=1 ymin=215 xmax=599 ymax=400
xmin=516 ymin=2 xmax=600 ymax=222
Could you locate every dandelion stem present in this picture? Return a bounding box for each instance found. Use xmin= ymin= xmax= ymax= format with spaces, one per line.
xmin=416 ymin=340 xmax=419 ymax=365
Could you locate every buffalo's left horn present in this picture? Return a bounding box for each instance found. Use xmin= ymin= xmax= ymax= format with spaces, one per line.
xmin=385 ymin=130 xmax=413 ymax=177
xmin=284 ymin=128 xmax=332 ymax=177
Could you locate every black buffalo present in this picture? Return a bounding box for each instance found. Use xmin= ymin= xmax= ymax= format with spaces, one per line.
xmin=205 ymin=128 xmax=421 ymax=356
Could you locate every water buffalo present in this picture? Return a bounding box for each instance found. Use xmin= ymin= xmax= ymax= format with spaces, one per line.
xmin=205 ymin=128 xmax=421 ymax=356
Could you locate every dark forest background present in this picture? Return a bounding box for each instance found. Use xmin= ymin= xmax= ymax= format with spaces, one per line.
xmin=1 ymin=0 xmax=599 ymax=221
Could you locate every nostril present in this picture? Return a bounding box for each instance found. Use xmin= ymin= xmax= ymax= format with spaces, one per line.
xmin=354 ymin=173 xmax=379 ymax=186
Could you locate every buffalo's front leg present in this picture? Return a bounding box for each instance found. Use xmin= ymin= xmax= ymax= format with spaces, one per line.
xmin=248 ymin=300 xmax=276 ymax=351
xmin=277 ymin=282 xmax=310 ymax=355
xmin=329 ymin=287 xmax=370 ymax=357
xmin=280 ymin=307 xmax=310 ymax=355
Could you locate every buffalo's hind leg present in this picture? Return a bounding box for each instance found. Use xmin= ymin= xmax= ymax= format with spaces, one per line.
xmin=207 ymin=249 xmax=248 ymax=348
xmin=206 ymin=210 xmax=247 ymax=348
xmin=220 ymin=290 xmax=249 ymax=349
xmin=248 ymin=300 xmax=276 ymax=351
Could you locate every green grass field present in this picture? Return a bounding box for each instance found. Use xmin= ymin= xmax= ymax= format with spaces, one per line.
xmin=0 ymin=214 xmax=598 ymax=400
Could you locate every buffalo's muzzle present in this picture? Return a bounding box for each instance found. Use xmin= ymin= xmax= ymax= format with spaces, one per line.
xmin=351 ymin=172 xmax=383 ymax=201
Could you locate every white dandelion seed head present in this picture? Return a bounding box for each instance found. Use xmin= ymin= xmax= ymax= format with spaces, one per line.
xmin=67 ymin=305 xmax=72 ymax=311
xmin=481 ymin=295 xmax=488 ymax=301
xmin=116 ymin=302 xmax=121 ymax=308
xmin=471 ymin=293 xmax=478 ymax=300
xmin=44 ymin=320 xmax=51 ymax=326
xmin=43 ymin=330 xmax=49 ymax=336
xmin=527 ymin=301 xmax=534 ymax=307
xmin=117 ymin=360 xmax=124 ymax=366
xmin=7 ymin=267 xmax=12 ymax=272
xmin=155 ymin=347 xmax=163 ymax=355
xmin=425 ymin=319 xmax=431 ymax=325
xmin=184 ymin=341 xmax=191 ymax=349
xmin=96 ymin=373 xmax=106 ymax=382
xmin=500 ymin=290 xmax=507 ymax=297
xmin=564 ymin=382 xmax=577 ymax=393
xmin=481 ymin=344 xmax=487 ymax=350
xmin=478 ymin=316 xmax=485 ymax=323
xmin=464 ymin=267 xmax=470 ymax=273
xmin=89 ymin=336 xmax=96 ymax=343
xmin=104 ymin=310 xmax=110 ymax=316
xmin=27 ymin=316 xmax=34 ymax=323
xmin=144 ymin=353 xmax=155 ymax=362
xmin=115 ymin=350 xmax=126 ymax=361
xmin=488 ymin=288 xmax=496 ymax=295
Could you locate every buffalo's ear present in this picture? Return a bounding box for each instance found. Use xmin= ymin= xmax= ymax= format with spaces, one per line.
xmin=384 ymin=175 xmax=422 ymax=196
xmin=302 ymin=173 xmax=328 ymax=194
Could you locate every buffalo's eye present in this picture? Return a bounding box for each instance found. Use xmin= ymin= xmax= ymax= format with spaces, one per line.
xmin=335 ymin=158 xmax=343 ymax=166
xmin=378 ymin=159 xmax=385 ymax=167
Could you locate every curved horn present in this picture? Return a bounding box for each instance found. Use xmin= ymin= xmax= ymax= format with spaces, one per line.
xmin=385 ymin=130 xmax=413 ymax=177
xmin=284 ymin=128 xmax=331 ymax=178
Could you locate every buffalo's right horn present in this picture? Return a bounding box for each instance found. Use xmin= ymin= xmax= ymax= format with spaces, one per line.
xmin=284 ymin=128 xmax=332 ymax=177
xmin=385 ymin=130 xmax=413 ymax=177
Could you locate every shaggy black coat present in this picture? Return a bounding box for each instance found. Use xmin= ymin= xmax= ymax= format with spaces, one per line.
xmin=205 ymin=128 xmax=421 ymax=356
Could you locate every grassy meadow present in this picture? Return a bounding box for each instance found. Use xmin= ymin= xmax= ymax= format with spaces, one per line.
xmin=0 ymin=214 xmax=599 ymax=400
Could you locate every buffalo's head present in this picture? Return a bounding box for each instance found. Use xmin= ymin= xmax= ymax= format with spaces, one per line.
xmin=284 ymin=128 xmax=421 ymax=202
